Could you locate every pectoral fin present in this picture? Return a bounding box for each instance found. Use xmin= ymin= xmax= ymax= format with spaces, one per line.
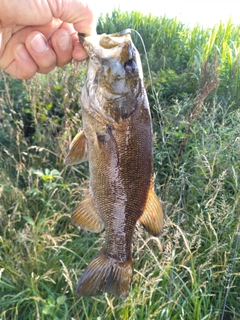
xmin=139 ymin=188 xmax=164 ymax=236
xmin=72 ymin=195 xmax=104 ymax=233
xmin=65 ymin=131 xmax=88 ymax=165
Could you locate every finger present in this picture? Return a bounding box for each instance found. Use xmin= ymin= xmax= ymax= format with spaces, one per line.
xmin=25 ymin=31 xmax=57 ymax=74
xmin=50 ymin=29 xmax=73 ymax=67
xmin=4 ymin=43 xmax=39 ymax=79
xmin=72 ymin=40 xmax=88 ymax=62
xmin=56 ymin=22 xmax=88 ymax=63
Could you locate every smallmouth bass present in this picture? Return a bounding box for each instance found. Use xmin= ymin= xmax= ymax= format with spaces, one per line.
xmin=65 ymin=30 xmax=163 ymax=299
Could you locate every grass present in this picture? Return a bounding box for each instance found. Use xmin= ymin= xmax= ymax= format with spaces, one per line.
xmin=1 ymin=12 xmax=240 ymax=320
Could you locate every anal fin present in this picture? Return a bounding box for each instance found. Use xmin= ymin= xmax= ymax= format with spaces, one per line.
xmin=139 ymin=188 xmax=164 ymax=236
xmin=72 ymin=195 xmax=104 ymax=233
xmin=65 ymin=130 xmax=87 ymax=165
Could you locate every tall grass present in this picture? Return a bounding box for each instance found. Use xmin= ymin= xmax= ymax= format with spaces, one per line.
xmin=1 ymin=11 xmax=240 ymax=320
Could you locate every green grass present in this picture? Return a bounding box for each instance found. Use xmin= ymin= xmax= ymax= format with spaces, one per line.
xmin=1 ymin=12 xmax=240 ymax=320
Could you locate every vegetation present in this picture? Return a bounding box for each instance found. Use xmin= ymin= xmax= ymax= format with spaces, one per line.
xmin=0 ymin=10 xmax=240 ymax=320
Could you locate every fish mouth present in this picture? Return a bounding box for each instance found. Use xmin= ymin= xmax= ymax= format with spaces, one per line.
xmin=78 ymin=29 xmax=134 ymax=58
xmin=78 ymin=29 xmax=131 ymax=44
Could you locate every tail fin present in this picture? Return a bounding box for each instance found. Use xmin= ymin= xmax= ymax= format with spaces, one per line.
xmin=76 ymin=250 xmax=133 ymax=300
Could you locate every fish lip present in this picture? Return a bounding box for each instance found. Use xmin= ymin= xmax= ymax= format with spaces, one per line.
xmin=78 ymin=29 xmax=131 ymax=43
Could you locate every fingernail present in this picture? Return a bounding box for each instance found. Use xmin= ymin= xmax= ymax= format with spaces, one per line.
xmin=16 ymin=43 xmax=31 ymax=60
xmin=57 ymin=33 xmax=71 ymax=51
xmin=31 ymin=34 xmax=47 ymax=53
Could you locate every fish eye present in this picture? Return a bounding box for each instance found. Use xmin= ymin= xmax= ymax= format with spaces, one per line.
xmin=124 ymin=59 xmax=137 ymax=74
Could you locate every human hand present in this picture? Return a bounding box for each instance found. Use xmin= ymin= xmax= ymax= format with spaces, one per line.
xmin=0 ymin=0 xmax=96 ymax=79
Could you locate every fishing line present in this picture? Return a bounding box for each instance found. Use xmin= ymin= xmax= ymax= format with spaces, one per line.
xmin=130 ymin=28 xmax=166 ymax=145
xmin=130 ymin=29 xmax=155 ymax=97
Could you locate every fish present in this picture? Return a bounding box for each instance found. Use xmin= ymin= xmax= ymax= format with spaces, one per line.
xmin=65 ymin=29 xmax=163 ymax=300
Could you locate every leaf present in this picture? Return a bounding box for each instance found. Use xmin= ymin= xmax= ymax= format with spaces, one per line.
xmin=30 ymin=168 xmax=43 ymax=177
xmin=25 ymin=188 xmax=42 ymax=197
xmin=42 ymin=305 xmax=55 ymax=315
xmin=44 ymin=168 xmax=50 ymax=176
xmin=23 ymin=216 xmax=35 ymax=227
xmin=56 ymin=295 xmax=66 ymax=305
xmin=50 ymin=169 xmax=61 ymax=177
xmin=45 ymin=103 xmax=53 ymax=111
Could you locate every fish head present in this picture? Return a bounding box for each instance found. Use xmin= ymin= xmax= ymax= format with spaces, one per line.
xmin=80 ymin=30 xmax=144 ymax=123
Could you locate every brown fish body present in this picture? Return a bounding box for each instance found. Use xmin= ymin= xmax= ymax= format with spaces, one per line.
xmin=83 ymin=90 xmax=152 ymax=261
xmin=65 ymin=31 xmax=163 ymax=299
